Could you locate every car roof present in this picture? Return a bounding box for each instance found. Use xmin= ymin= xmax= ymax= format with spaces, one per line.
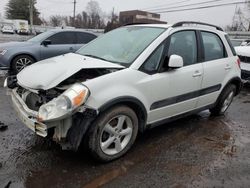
xmin=125 ymin=23 xmax=226 ymax=35
xmin=49 ymin=29 xmax=101 ymax=36
xmin=125 ymin=24 xmax=172 ymax=29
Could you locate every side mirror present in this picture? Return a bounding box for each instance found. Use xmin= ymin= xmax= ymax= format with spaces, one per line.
xmin=168 ymin=54 xmax=184 ymax=69
xmin=41 ymin=40 xmax=51 ymax=46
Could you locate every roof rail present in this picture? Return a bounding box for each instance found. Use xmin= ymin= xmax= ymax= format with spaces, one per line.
xmin=172 ymin=21 xmax=224 ymax=31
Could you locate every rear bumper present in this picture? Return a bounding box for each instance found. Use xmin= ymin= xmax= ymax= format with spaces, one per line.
xmin=2 ymin=31 xmax=14 ymax=34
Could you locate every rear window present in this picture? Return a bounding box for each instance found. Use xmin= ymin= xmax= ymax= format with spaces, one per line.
xmin=225 ymin=35 xmax=237 ymax=56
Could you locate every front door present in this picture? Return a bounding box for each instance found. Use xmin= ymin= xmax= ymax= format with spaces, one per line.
xmin=40 ymin=31 xmax=76 ymax=60
xmin=140 ymin=30 xmax=203 ymax=124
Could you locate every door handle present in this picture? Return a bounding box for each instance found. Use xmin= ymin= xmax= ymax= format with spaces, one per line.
xmin=225 ymin=64 xmax=232 ymax=70
xmin=69 ymin=47 xmax=74 ymax=51
xmin=193 ymin=70 xmax=202 ymax=77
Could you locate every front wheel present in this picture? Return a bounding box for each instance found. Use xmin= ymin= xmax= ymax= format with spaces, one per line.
xmin=12 ymin=55 xmax=35 ymax=74
xmin=87 ymin=105 xmax=139 ymax=162
xmin=210 ymin=84 xmax=236 ymax=116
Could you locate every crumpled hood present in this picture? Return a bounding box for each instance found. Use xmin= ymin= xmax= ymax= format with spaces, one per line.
xmin=0 ymin=41 xmax=35 ymax=49
xmin=17 ymin=53 xmax=124 ymax=90
xmin=235 ymin=46 xmax=250 ymax=57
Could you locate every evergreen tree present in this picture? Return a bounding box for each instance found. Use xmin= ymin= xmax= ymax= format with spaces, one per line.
xmin=5 ymin=0 xmax=41 ymax=24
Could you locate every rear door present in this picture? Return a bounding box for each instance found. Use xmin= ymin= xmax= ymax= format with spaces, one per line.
xmin=75 ymin=32 xmax=97 ymax=50
xmin=40 ymin=31 xmax=76 ymax=60
xmin=197 ymin=31 xmax=229 ymax=108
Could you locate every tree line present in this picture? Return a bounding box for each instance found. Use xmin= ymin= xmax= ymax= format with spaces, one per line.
xmin=5 ymin=0 xmax=120 ymax=31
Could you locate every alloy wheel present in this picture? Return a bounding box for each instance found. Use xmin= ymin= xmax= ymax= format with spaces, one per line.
xmin=100 ymin=115 xmax=133 ymax=156
xmin=16 ymin=58 xmax=32 ymax=72
xmin=220 ymin=91 xmax=234 ymax=113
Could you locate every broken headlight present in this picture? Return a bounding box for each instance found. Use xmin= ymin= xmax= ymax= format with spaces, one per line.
xmin=38 ymin=83 xmax=89 ymax=121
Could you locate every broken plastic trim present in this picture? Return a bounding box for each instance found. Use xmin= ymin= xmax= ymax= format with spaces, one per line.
xmin=63 ymin=109 xmax=98 ymax=151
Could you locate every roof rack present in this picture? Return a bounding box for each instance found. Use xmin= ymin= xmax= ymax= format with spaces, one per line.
xmin=172 ymin=21 xmax=224 ymax=31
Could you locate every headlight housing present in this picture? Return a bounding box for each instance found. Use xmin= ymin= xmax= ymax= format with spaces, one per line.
xmin=0 ymin=49 xmax=7 ymax=56
xmin=38 ymin=83 xmax=90 ymax=121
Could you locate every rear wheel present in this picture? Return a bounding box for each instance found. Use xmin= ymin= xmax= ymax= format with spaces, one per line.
xmin=12 ymin=55 xmax=35 ymax=74
xmin=210 ymin=84 xmax=236 ymax=116
xmin=87 ymin=105 xmax=138 ymax=162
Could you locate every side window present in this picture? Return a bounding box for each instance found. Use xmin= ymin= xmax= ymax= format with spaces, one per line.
xmin=141 ymin=44 xmax=165 ymax=74
xmin=168 ymin=31 xmax=197 ymax=66
xmin=201 ymin=31 xmax=226 ymax=61
xmin=47 ymin=32 xmax=75 ymax=45
xmin=76 ymin=32 xmax=97 ymax=44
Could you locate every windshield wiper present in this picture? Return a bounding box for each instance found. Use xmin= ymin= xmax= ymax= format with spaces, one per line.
xmin=83 ymin=54 xmax=109 ymax=62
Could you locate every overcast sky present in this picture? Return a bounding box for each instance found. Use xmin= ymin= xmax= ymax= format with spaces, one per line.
xmin=0 ymin=0 xmax=248 ymax=28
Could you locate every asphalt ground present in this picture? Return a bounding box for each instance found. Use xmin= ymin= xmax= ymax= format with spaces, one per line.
xmin=0 ymin=75 xmax=250 ymax=188
xmin=1 ymin=30 xmax=250 ymax=188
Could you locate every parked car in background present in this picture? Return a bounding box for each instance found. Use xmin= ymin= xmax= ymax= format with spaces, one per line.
xmin=0 ymin=29 xmax=98 ymax=74
xmin=1 ymin=25 xmax=14 ymax=34
xmin=230 ymin=38 xmax=250 ymax=47
xmin=12 ymin=19 xmax=29 ymax=35
xmin=235 ymin=46 xmax=250 ymax=81
xmin=5 ymin=22 xmax=241 ymax=162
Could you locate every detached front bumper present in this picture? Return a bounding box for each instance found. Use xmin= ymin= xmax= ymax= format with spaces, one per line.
xmin=11 ymin=87 xmax=98 ymax=150
xmin=11 ymin=88 xmax=49 ymax=137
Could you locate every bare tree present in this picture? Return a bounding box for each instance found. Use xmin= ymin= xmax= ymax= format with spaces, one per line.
xmin=105 ymin=8 xmax=120 ymax=32
xmin=86 ymin=0 xmax=104 ymax=29
xmin=48 ymin=1 xmax=107 ymax=29
xmin=50 ymin=15 xmax=63 ymax=27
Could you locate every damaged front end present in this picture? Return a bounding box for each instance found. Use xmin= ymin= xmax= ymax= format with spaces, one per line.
xmin=6 ymin=67 xmax=121 ymax=150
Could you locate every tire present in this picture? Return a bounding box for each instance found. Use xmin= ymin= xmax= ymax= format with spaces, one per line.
xmin=87 ymin=105 xmax=139 ymax=162
xmin=210 ymin=84 xmax=236 ymax=116
xmin=11 ymin=55 xmax=35 ymax=74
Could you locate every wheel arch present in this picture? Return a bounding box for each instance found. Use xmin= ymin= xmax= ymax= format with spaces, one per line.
xmin=10 ymin=53 xmax=37 ymax=67
xmin=98 ymin=96 xmax=148 ymax=133
xmin=223 ymin=76 xmax=242 ymax=96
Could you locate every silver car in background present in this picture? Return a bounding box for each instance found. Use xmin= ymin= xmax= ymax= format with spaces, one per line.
xmin=1 ymin=25 xmax=14 ymax=34
xmin=0 ymin=29 xmax=98 ymax=74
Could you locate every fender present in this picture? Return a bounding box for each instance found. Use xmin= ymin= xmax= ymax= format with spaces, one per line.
xmin=99 ymin=96 xmax=148 ymax=132
xmin=223 ymin=76 xmax=242 ymax=95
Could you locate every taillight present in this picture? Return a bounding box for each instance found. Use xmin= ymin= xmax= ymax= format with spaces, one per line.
xmin=237 ymin=58 xmax=241 ymax=69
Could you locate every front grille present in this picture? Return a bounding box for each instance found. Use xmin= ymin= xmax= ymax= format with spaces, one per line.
xmin=239 ymin=55 xmax=250 ymax=63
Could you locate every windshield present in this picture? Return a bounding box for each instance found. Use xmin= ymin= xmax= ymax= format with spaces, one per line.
xmin=77 ymin=26 xmax=165 ymax=66
xmin=28 ymin=30 xmax=55 ymax=42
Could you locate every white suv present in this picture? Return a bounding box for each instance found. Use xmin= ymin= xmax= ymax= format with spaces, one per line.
xmin=234 ymin=46 xmax=250 ymax=81
xmin=5 ymin=22 xmax=242 ymax=162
